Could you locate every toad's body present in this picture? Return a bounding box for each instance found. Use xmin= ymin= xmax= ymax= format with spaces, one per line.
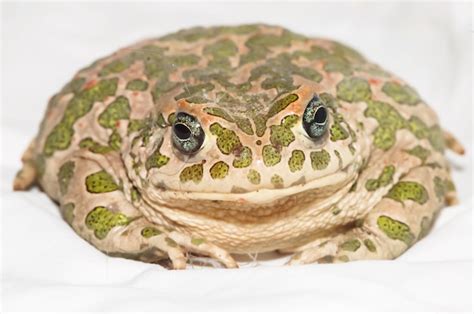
xmin=15 ymin=25 xmax=463 ymax=268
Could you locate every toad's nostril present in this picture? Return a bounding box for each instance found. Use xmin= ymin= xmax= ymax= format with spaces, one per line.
xmin=173 ymin=123 xmax=192 ymax=140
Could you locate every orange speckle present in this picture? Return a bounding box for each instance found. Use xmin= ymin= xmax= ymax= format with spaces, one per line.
xmin=369 ymin=78 xmax=380 ymax=85
xmin=84 ymin=79 xmax=97 ymax=90
xmin=133 ymin=91 xmax=139 ymax=97
xmin=115 ymin=121 xmax=121 ymax=128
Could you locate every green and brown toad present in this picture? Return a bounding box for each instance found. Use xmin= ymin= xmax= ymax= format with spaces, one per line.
xmin=14 ymin=24 xmax=464 ymax=269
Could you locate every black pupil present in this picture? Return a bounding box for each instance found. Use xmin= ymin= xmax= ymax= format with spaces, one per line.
xmin=314 ymin=107 xmax=327 ymax=124
xmin=173 ymin=123 xmax=191 ymax=140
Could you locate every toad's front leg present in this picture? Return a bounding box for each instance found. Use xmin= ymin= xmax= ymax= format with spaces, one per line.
xmin=59 ymin=154 xmax=237 ymax=269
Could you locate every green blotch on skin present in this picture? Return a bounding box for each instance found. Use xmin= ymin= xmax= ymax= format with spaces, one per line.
xmin=363 ymin=239 xmax=376 ymax=252
xmin=332 ymin=207 xmax=342 ymax=215
xmin=319 ymin=93 xmax=339 ymax=110
xmin=35 ymin=154 xmax=46 ymax=179
xmin=253 ymin=114 xmax=268 ymax=137
xmin=336 ymin=77 xmax=371 ymax=102
xmin=210 ymin=161 xmax=229 ymax=179
xmin=433 ymin=176 xmax=455 ymax=202
xmin=427 ymin=125 xmax=445 ymax=153
xmin=145 ymin=145 xmax=170 ymax=170
xmin=406 ymin=117 xmax=445 ymax=152
xmin=43 ymin=122 xmax=74 ymax=156
xmin=334 ymin=150 xmax=343 ymax=168
xmin=203 ymin=107 xmax=253 ymax=135
xmin=58 ymin=160 xmax=75 ymax=196
xmin=406 ymin=145 xmax=431 ymax=163
xmin=141 ymin=226 xmax=162 ymax=238
xmin=364 ymin=100 xmax=406 ymax=150
xmin=99 ymin=96 xmax=131 ymax=129
xmin=407 ymin=116 xmax=430 ymax=139
xmin=180 ymin=164 xmax=203 ymax=183
xmin=186 ymin=95 xmax=209 ymax=104
xmin=204 ymin=107 xmax=234 ymax=123
xmin=85 ymin=206 xmax=130 ymax=239
xmin=126 ymin=79 xmax=149 ymax=91
xmin=338 ymin=255 xmax=350 ymax=263
xmin=191 ymin=238 xmax=206 ymax=246
xmin=108 ymin=130 xmax=122 ymax=151
xmin=324 ymin=55 xmax=353 ymax=75
xmin=267 ymin=94 xmax=299 ymax=118
xmin=61 ymin=202 xmax=75 ymax=226
xmin=377 ymin=215 xmax=415 ymax=246
xmin=210 ymin=122 xmax=242 ymax=155
xmin=365 ymin=165 xmax=395 ymax=191
xmin=365 ymin=179 xmax=379 ymax=191
xmin=271 ymin=174 xmax=284 ymax=188
xmin=97 ymin=44 xmax=199 ymax=105
xmin=386 ymin=181 xmax=429 ymax=205
xmin=330 ymin=122 xmax=349 ymax=141
xmin=99 ymin=59 xmax=131 ymax=76
xmin=165 ymin=237 xmax=178 ymax=247
xmin=382 ymin=82 xmax=420 ymax=106
xmin=79 ymin=137 xmax=113 ymax=154
xmin=175 ymin=83 xmax=215 ymax=101
xmin=292 ymin=45 xmax=330 ymax=60
xmin=234 ymin=117 xmax=254 ymax=136
xmin=270 ymin=114 xmax=299 ymax=147
xmin=128 ymin=119 xmax=148 ymax=134
xmin=331 ymin=41 xmax=366 ymax=62
xmin=340 ymin=239 xmax=361 ymax=252
xmin=349 ymin=181 xmax=357 ymax=192
xmin=247 ymin=169 xmax=261 ymax=185
xmin=233 ymin=146 xmax=253 ymax=168
xmin=262 ymin=145 xmax=281 ymax=167
xmin=310 ymin=149 xmax=331 ymax=170
xmin=161 ymin=24 xmax=259 ymax=42
xmin=204 ymin=39 xmax=238 ymax=68
xmin=418 ymin=216 xmax=432 ymax=240
xmin=44 ymin=79 xmax=118 ymax=156
xmin=155 ymin=114 xmax=167 ymax=128
xmin=250 ymin=53 xmax=320 ymax=95
xmin=204 ymin=38 xmax=238 ymax=57
xmin=317 ymin=255 xmax=335 ymax=264
xmin=240 ymin=30 xmax=305 ymax=65
xmin=379 ymin=165 xmax=395 ymax=187
xmin=288 ymin=150 xmax=305 ymax=172
xmin=130 ymin=187 xmax=140 ymax=203
xmin=61 ymin=77 xmax=86 ymax=94
xmin=85 ymin=170 xmax=119 ymax=193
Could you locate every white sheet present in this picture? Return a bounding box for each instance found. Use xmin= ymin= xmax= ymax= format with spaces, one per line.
xmin=1 ymin=2 xmax=472 ymax=311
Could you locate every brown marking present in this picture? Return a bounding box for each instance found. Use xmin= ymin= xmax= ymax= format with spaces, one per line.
xmin=84 ymin=79 xmax=97 ymax=90
xmin=369 ymin=78 xmax=380 ymax=85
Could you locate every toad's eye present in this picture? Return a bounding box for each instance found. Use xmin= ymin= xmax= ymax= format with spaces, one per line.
xmin=171 ymin=112 xmax=205 ymax=154
xmin=302 ymin=95 xmax=329 ymax=139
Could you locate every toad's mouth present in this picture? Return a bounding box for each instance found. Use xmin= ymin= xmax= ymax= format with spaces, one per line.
xmin=141 ymin=164 xmax=357 ymax=224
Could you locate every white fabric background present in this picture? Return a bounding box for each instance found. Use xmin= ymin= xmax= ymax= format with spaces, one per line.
xmin=1 ymin=2 xmax=472 ymax=312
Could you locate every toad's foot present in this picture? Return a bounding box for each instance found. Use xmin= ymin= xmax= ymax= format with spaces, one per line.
xmin=106 ymin=218 xmax=238 ymax=270
xmin=286 ymin=227 xmax=388 ymax=265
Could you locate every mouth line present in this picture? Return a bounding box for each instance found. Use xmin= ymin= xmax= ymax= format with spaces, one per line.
xmin=145 ymin=163 xmax=356 ymax=205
